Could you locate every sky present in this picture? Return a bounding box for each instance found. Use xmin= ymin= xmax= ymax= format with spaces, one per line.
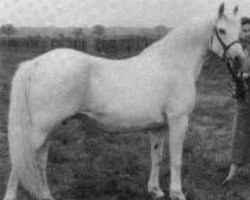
xmin=1 ymin=0 xmax=250 ymax=28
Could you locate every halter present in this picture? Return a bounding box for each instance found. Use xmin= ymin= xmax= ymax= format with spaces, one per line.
xmin=212 ymin=27 xmax=241 ymax=61
xmin=212 ymin=27 xmax=247 ymax=100
xmin=211 ymin=27 xmax=243 ymax=78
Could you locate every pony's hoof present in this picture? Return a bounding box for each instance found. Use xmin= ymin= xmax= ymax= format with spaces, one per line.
xmin=169 ymin=190 xmax=186 ymax=200
xmin=149 ymin=187 xmax=165 ymax=199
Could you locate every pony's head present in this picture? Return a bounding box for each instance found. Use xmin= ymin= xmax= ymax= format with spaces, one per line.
xmin=210 ymin=2 xmax=245 ymax=63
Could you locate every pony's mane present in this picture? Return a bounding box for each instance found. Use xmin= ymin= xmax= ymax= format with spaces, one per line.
xmin=144 ymin=14 xmax=215 ymax=56
xmin=154 ymin=2 xmax=242 ymax=55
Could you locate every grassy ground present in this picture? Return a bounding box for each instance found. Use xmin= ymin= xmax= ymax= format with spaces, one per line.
xmin=0 ymin=49 xmax=250 ymax=200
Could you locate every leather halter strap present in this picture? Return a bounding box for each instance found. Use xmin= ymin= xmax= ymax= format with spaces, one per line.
xmin=212 ymin=27 xmax=245 ymax=93
xmin=213 ymin=27 xmax=241 ymax=61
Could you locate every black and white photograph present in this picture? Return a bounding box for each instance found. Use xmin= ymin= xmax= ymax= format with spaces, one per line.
xmin=1 ymin=0 xmax=250 ymax=199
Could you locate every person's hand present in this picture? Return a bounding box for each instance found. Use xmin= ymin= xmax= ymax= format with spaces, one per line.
xmin=236 ymin=71 xmax=249 ymax=80
xmin=227 ymin=71 xmax=249 ymax=99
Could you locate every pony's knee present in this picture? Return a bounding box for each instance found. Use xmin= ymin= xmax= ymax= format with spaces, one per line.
xmin=171 ymin=159 xmax=182 ymax=172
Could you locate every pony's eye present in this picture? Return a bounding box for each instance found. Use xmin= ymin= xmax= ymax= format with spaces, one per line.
xmin=218 ymin=28 xmax=226 ymax=35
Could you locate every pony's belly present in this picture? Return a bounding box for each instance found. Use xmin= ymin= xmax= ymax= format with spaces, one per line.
xmin=84 ymin=106 xmax=165 ymax=132
xmin=85 ymin=86 xmax=167 ymax=131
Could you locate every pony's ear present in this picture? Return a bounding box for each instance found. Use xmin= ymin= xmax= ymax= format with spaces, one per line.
xmin=233 ymin=5 xmax=238 ymax=15
xmin=218 ymin=2 xmax=225 ymax=18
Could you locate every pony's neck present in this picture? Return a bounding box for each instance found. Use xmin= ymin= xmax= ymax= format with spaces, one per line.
xmin=148 ymin=15 xmax=215 ymax=80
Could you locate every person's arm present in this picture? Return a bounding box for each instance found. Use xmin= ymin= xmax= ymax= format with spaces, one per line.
xmin=227 ymin=57 xmax=249 ymax=101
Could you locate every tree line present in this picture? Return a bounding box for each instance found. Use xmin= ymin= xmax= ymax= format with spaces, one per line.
xmin=0 ymin=24 xmax=168 ymax=58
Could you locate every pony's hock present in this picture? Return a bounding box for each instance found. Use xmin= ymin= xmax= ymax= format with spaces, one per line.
xmin=3 ymin=2 xmax=245 ymax=200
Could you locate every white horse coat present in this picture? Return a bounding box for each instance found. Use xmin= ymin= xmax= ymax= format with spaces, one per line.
xmin=3 ymin=3 xmax=244 ymax=200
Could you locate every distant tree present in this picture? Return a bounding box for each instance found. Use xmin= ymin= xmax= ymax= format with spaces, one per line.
xmin=0 ymin=24 xmax=16 ymax=37
xmin=153 ymin=25 xmax=168 ymax=36
xmin=92 ymin=25 xmax=105 ymax=37
xmin=73 ymin=28 xmax=84 ymax=39
xmin=58 ymin=33 xmax=65 ymax=39
xmin=57 ymin=33 xmax=68 ymax=47
xmin=44 ymin=35 xmax=52 ymax=49
xmin=140 ymin=27 xmax=152 ymax=37
xmin=33 ymin=34 xmax=42 ymax=40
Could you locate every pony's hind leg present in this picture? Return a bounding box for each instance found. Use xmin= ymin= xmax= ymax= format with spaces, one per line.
xmin=36 ymin=141 xmax=54 ymax=200
xmin=168 ymin=115 xmax=188 ymax=200
xmin=32 ymin=129 xmax=54 ymax=200
xmin=16 ymin=127 xmax=54 ymax=200
xmin=3 ymin=168 xmax=18 ymax=200
xmin=148 ymin=130 xmax=165 ymax=199
xmin=3 ymin=129 xmax=53 ymax=200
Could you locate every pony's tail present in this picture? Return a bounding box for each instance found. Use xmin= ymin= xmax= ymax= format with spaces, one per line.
xmin=8 ymin=62 xmax=46 ymax=199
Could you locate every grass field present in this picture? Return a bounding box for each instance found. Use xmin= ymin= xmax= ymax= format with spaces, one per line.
xmin=0 ymin=48 xmax=250 ymax=200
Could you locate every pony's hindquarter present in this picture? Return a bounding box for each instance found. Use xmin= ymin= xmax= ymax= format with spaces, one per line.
xmin=4 ymin=63 xmax=53 ymax=200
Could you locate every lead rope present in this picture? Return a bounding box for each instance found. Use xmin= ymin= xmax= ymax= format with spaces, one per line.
xmin=226 ymin=58 xmax=247 ymax=101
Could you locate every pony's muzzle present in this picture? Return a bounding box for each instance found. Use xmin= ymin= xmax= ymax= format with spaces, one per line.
xmin=229 ymin=43 xmax=246 ymax=70
xmin=232 ymin=47 xmax=245 ymax=63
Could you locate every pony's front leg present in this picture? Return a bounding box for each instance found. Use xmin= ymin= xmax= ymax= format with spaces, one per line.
xmin=169 ymin=115 xmax=188 ymax=200
xmin=148 ymin=130 xmax=166 ymax=198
